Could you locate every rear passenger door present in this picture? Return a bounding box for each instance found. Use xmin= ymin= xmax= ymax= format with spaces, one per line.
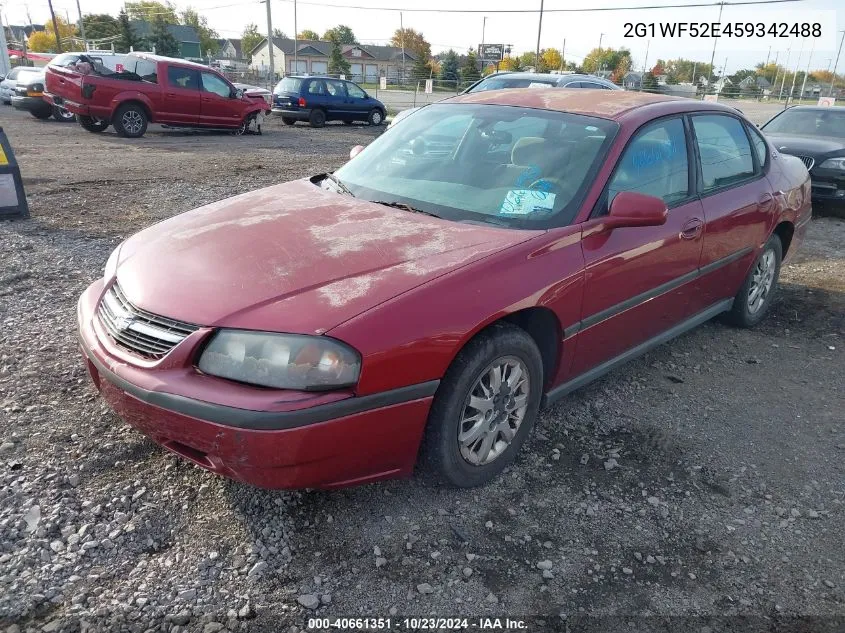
xmin=688 ymin=113 xmax=773 ymax=314
xmin=161 ymin=65 xmax=200 ymax=125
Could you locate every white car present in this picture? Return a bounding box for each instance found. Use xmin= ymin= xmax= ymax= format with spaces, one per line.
xmin=1 ymin=67 xmax=40 ymax=104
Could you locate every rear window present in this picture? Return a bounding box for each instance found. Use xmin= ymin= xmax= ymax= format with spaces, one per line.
xmin=274 ymin=77 xmax=302 ymax=94
xmin=474 ymin=77 xmax=557 ymax=92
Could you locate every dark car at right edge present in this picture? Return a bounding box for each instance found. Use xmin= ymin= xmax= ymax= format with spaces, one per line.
xmin=760 ymin=106 xmax=845 ymax=211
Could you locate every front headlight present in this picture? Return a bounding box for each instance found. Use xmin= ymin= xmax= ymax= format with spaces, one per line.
xmin=103 ymin=244 xmax=121 ymax=282
xmin=818 ymin=158 xmax=845 ymax=171
xmin=197 ymin=330 xmax=361 ymax=391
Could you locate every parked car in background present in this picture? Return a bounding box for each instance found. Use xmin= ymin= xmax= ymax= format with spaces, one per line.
xmin=233 ymin=82 xmax=272 ymax=107
xmin=45 ymin=53 xmax=269 ymax=138
xmin=271 ymin=76 xmax=386 ymax=127
xmin=389 ymin=72 xmax=621 ymax=128
xmin=77 ymin=90 xmax=809 ymax=491
xmin=1 ymin=67 xmax=40 ymax=104
xmin=760 ymin=106 xmax=845 ymax=209
xmin=11 ymin=70 xmax=75 ymax=121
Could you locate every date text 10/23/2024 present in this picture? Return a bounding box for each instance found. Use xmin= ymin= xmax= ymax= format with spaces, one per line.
xmin=306 ymin=617 xmax=529 ymax=630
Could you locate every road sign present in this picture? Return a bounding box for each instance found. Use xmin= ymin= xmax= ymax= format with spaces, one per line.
xmin=478 ymin=43 xmax=504 ymax=62
xmin=0 ymin=127 xmax=29 ymax=219
xmin=379 ymin=76 xmax=387 ymax=90
xmin=424 ymin=79 xmax=433 ymax=94
xmin=818 ymin=96 xmax=836 ymax=107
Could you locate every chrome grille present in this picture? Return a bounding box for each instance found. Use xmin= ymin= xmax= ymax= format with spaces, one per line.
xmin=797 ymin=155 xmax=815 ymax=171
xmin=97 ymin=283 xmax=198 ymax=359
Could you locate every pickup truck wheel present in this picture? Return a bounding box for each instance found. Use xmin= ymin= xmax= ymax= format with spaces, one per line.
xmin=308 ymin=109 xmax=326 ymax=128
xmin=29 ymin=108 xmax=53 ymax=120
xmin=233 ymin=113 xmax=257 ymax=136
xmin=78 ymin=116 xmax=109 ymax=133
xmin=281 ymin=117 xmax=296 ymax=126
xmin=367 ymin=108 xmax=384 ymax=126
xmin=52 ymin=106 xmax=76 ymax=122
xmin=114 ymin=104 xmax=148 ymax=138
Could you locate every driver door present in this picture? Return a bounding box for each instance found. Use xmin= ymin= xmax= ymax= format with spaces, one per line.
xmin=199 ymin=72 xmax=244 ymax=127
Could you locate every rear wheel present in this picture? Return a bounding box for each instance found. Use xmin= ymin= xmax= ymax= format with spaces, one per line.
xmin=421 ymin=323 xmax=543 ymax=487
xmin=308 ymin=109 xmax=326 ymax=128
xmin=367 ymin=108 xmax=384 ymax=126
xmin=52 ymin=106 xmax=75 ymax=122
xmin=725 ymin=234 xmax=782 ymax=328
xmin=281 ymin=117 xmax=296 ymax=126
xmin=114 ymin=103 xmax=148 ymax=138
xmin=78 ymin=115 xmax=109 ymax=133
xmin=29 ymin=108 xmax=52 ymax=120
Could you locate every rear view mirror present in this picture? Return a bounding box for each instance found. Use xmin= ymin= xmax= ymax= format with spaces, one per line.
xmin=350 ymin=145 xmax=365 ymax=159
xmin=606 ymin=191 xmax=668 ymax=228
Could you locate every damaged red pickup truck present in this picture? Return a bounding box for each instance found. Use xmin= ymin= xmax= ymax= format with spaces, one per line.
xmin=45 ymin=53 xmax=269 ymax=138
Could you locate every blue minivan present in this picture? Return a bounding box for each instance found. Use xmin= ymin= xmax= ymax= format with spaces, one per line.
xmin=272 ymin=76 xmax=386 ymax=128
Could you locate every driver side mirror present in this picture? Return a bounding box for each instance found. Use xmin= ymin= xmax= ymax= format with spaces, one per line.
xmin=233 ymin=88 xmax=244 ymax=99
xmin=350 ymin=145 xmax=365 ymax=159
xmin=605 ymin=191 xmax=668 ymax=229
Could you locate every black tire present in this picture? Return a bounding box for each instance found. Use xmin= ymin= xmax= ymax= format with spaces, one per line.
xmin=29 ymin=108 xmax=52 ymax=120
xmin=52 ymin=106 xmax=75 ymax=122
xmin=367 ymin=108 xmax=385 ymax=126
xmin=113 ymin=103 xmax=148 ymax=138
xmin=281 ymin=117 xmax=296 ymax=126
xmin=725 ymin=234 xmax=782 ymax=328
xmin=308 ymin=109 xmax=326 ymax=128
xmin=78 ymin=115 xmax=109 ymax=133
xmin=421 ymin=323 xmax=543 ymax=487
xmin=233 ymin=113 xmax=256 ymax=136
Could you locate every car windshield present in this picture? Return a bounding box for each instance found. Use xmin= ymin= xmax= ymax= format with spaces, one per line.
xmin=472 ymin=77 xmax=559 ymax=92
xmin=334 ymin=103 xmax=617 ymax=229
xmin=274 ymin=77 xmax=302 ymax=94
xmin=763 ymin=109 xmax=845 ymax=139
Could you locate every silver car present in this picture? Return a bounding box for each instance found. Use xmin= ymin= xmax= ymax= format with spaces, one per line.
xmin=1 ymin=67 xmax=40 ymax=104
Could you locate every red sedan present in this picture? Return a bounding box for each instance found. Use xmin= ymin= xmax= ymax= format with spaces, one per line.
xmin=77 ymin=89 xmax=811 ymax=489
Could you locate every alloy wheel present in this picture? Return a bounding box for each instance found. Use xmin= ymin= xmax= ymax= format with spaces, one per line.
xmin=122 ymin=110 xmax=143 ymax=135
xmin=747 ymin=248 xmax=776 ymax=314
xmin=458 ymin=356 xmax=530 ymax=466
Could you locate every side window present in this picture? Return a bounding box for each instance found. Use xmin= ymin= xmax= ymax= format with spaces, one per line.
xmin=581 ymin=82 xmax=603 ymax=89
xmin=325 ymin=80 xmax=346 ymax=97
xmin=746 ymin=124 xmax=768 ymax=168
xmin=692 ymin=115 xmax=755 ymax=191
xmin=608 ymin=118 xmax=689 ymax=206
xmin=135 ymin=60 xmax=157 ymax=83
xmin=201 ymin=72 xmax=231 ymax=98
xmin=306 ymin=80 xmax=325 ymax=95
xmin=346 ymin=83 xmax=366 ymax=99
xmin=167 ymin=66 xmax=199 ymax=90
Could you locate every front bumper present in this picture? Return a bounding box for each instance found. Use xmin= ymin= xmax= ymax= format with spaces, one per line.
xmin=78 ymin=279 xmax=436 ymax=489
xmin=11 ymin=95 xmax=51 ymax=114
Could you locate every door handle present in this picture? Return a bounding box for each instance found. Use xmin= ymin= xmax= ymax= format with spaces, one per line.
xmin=758 ymin=192 xmax=774 ymax=210
xmin=166 ymin=93 xmax=177 ymax=97
xmin=680 ymin=218 xmax=703 ymax=240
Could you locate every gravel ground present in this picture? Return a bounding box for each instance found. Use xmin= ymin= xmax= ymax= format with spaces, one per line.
xmin=1 ymin=107 xmax=844 ymax=633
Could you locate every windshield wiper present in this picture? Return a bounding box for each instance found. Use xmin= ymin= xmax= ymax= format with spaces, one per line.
xmin=372 ymin=200 xmax=440 ymax=218
xmin=323 ymin=172 xmax=354 ymax=197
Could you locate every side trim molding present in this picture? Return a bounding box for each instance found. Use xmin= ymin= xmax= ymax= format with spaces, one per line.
xmin=544 ymin=298 xmax=733 ymax=407
xmin=81 ymin=338 xmax=439 ymax=431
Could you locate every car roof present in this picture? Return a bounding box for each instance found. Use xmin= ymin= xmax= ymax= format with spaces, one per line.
xmin=288 ymin=75 xmax=351 ymax=81
xmin=131 ymin=52 xmax=211 ymax=71
xmin=449 ymin=87 xmax=742 ymax=122
xmin=781 ymin=105 xmax=842 ymax=113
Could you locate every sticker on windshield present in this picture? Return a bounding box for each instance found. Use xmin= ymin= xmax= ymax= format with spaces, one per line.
xmin=500 ymin=189 xmax=556 ymax=215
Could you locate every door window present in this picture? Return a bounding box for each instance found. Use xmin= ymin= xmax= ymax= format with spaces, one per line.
xmin=746 ymin=123 xmax=769 ymax=168
xmin=306 ymin=80 xmax=326 ymax=95
xmin=201 ymin=72 xmax=231 ymax=98
xmin=608 ymin=117 xmax=690 ymax=206
xmin=580 ymin=81 xmax=609 ymax=89
xmin=692 ymin=115 xmax=755 ymax=192
xmin=135 ymin=60 xmax=157 ymax=83
xmin=346 ymin=83 xmax=366 ymax=99
xmin=167 ymin=66 xmax=199 ymax=90
xmin=325 ymin=80 xmax=347 ymax=97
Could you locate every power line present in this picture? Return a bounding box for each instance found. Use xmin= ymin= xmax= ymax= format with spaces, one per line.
xmin=275 ymin=0 xmax=805 ymax=13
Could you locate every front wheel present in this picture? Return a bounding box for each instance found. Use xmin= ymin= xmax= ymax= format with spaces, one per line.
xmin=281 ymin=117 xmax=296 ymax=126
xmin=725 ymin=234 xmax=782 ymax=328
xmin=367 ymin=108 xmax=384 ymax=126
xmin=78 ymin=115 xmax=109 ymax=133
xmin=421 ymin=323 xmax=543 ymax=487
xmin=113 ymin=103 xmax=148 ymax=138
xmin=52 ymin=106 xmax=75 ymax=122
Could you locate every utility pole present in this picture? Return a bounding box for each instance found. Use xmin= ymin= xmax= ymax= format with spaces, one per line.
xmin=76 ymin=0 xmax=86 ymax=50
xmin=480 ymin=17 xmax=487 ymax=72
xmin=830 ymin=30 xmax=845 ymax=97
xmin=707 ymin=1 xmax=724 ymax=92
xmin=47 ymin=0 xmax=63 ymax=53
xmin=642 ymin=39 xmax=650 ymax=74
xmin=770 ymin=51 xmax=779 ymax=85
xmin=263 ymin=0 xmax=274 ymax=81
xmin=559 ymin=38 xmax=565 ymax=71
xmin=293 ymin=0 xmax=297 ymax=75
xmin=778 ymin=49 xmax=790 ymax=100
xmin=400 ymin=12 xmax=405 ymax=85
xmin=787 ymin=40 xmax=803 ymax=106
xmin=598 ymin=33 xmax=604 ymax=50
xmin=535 ymin=0 xmax=544 ymax=69
xmin=799 ymin=41 xmax=814 ymax=103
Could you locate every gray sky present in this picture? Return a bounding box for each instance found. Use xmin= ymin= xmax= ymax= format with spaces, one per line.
xmin=4 ymin=0 xmax=844 ymax=75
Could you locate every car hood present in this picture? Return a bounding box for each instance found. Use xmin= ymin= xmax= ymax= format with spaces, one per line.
xmin=763 ymin=133 xmax=845 ymax=157
xmin=116 ymin=179 xmax=540 ymax=334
